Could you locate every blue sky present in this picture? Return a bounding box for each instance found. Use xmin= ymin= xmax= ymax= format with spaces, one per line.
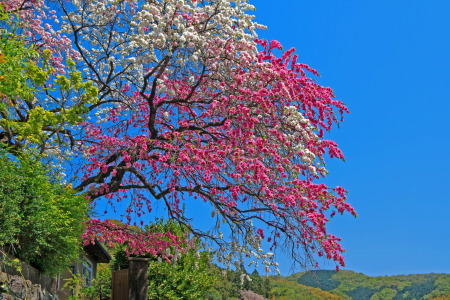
xmin=250 ymin=0 xmax=450 ymax=276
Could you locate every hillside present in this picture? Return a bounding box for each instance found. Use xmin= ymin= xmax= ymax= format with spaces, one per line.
xmin=269 ymin=275 xmax=344 ymax=300
xmin=269 ymin=270 xmax=450 ymax=300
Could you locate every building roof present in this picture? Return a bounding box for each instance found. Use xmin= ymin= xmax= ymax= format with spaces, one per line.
xmin=83 ymin=239 xmax=112 ymax=263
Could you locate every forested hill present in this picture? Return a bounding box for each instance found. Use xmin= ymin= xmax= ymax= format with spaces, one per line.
xmin=269 ymin=270 xmax=450 ymax=300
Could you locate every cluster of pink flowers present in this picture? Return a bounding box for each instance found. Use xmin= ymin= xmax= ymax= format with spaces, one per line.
xmin=83 ymin=219 xmax=185 ymax=261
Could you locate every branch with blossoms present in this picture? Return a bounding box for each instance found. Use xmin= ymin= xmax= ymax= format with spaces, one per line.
xmin=84 ymin=218 xmax=186 ymax=261
xmin=8 ymin=0 xmax=357 ymax=273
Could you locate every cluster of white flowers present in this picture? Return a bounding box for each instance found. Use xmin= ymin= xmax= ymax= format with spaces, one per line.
xmin=280 ymin=106 xmax=326 ymax=177
xmin=207 ymin=224 xmax=278 ymax=275
xmin=55 ymin=0 xmax=267 ymax=121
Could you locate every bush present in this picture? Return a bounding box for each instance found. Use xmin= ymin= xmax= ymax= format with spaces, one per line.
xmin=0 ymin=149 xmax=88 ymax=274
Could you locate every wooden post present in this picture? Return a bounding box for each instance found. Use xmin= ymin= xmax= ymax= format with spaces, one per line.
xmin=128 ymin=257 xmax=150 ymax=300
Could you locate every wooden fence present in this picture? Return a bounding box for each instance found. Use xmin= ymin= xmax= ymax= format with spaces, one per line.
xmin=111 ymin=269 xmax=128 ymax=300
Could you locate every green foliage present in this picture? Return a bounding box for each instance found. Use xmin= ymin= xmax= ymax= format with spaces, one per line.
xmin=144 ymin=218 xmax=217 ymax=300
xmin=110 ymin=243 xmax=129 ymax=271
xmin=269 ymin=270 xmax=450 ymax=300
xmin=0 ymin=149 xmax=88 ymax=275
xmin=0 ymin=5 xmax=98 ymax=156
xmin=246 ymin=270 xmax=272 ymax=298
xmin=0 ymin=4 xmax=92 ymax=275
xmin=424 ymin=274 xmax=450 ymax=299
xmin=66 ymin=265 xmax=112 ymax=300
xmin=430 ymin=293 xmax=450 ymax=300
xmin=296 ymin=270 xmax=340 ymax=291
xmin=206 ymin=266 xmax=272 ymax=300
xmin=205 ymin=266 xmax=241 ymax=300
xmin=269 ymin=275 xmax=344 ymax=300
xmin=371 ymin=288 xmax=398 ymax=300
xmin=147 ymin=252 xmax=215 ymax=300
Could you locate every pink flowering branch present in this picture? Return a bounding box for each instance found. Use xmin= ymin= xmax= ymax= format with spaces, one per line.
xmin=83 ymin=219 xmax=186 ymax=260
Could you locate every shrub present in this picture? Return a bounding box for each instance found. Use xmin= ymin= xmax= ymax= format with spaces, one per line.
xmin=0 ymin=149 xmax=88 ymax=274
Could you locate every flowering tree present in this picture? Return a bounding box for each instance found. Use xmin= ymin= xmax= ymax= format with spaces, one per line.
xmin=3 ymin=0 xmax=357 ymax=272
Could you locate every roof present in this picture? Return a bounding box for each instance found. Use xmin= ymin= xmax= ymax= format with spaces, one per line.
xmin=83 ymin=239 xmax=112 ymax=263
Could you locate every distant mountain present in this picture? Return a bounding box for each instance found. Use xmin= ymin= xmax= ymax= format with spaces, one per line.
xmin=269 ymin=270 xmax=450 ymax=300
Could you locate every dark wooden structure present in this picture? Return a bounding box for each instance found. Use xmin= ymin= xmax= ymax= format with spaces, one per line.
xmin=112 ymin=269 xmax=129 ymax=300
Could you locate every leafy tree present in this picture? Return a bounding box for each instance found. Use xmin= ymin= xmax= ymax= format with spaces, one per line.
xmin=146 ymin=249 xmax=216 ymax=300
xmin=431 ymin=293 xmax=450 ymax=300
xmin=145 ymin=218 xmax=217 ymax=299
xmin=0 ymin=149 xmax=88 ymax=275
xmin=206 ymin=266 xmax=241 ymax=300
xmin=242 ymin=269 xmax=272 ymax=298
xmin=0 ymin=3 xmax=98 ymax=160
xmin=11 ymin=0 xmax=357 ymax=271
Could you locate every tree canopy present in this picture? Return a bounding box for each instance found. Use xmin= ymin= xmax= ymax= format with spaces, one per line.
xmin=0 ymin=0 xmax=357 ymax=272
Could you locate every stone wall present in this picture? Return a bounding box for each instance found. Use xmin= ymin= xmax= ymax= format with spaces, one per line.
xmin=0 ymin=254 xmax=58 ymax=300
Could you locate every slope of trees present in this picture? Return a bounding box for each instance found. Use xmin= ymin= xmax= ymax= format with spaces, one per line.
xmin=268 ymin=270 xmax=450 ymax=300
xmin=269 ymin=275 xmax=343 ymax=300
xmin=206 ymin=267 xmax=272 ymax=300
xmin=65 ymin=266 xmax=450 ymax=300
